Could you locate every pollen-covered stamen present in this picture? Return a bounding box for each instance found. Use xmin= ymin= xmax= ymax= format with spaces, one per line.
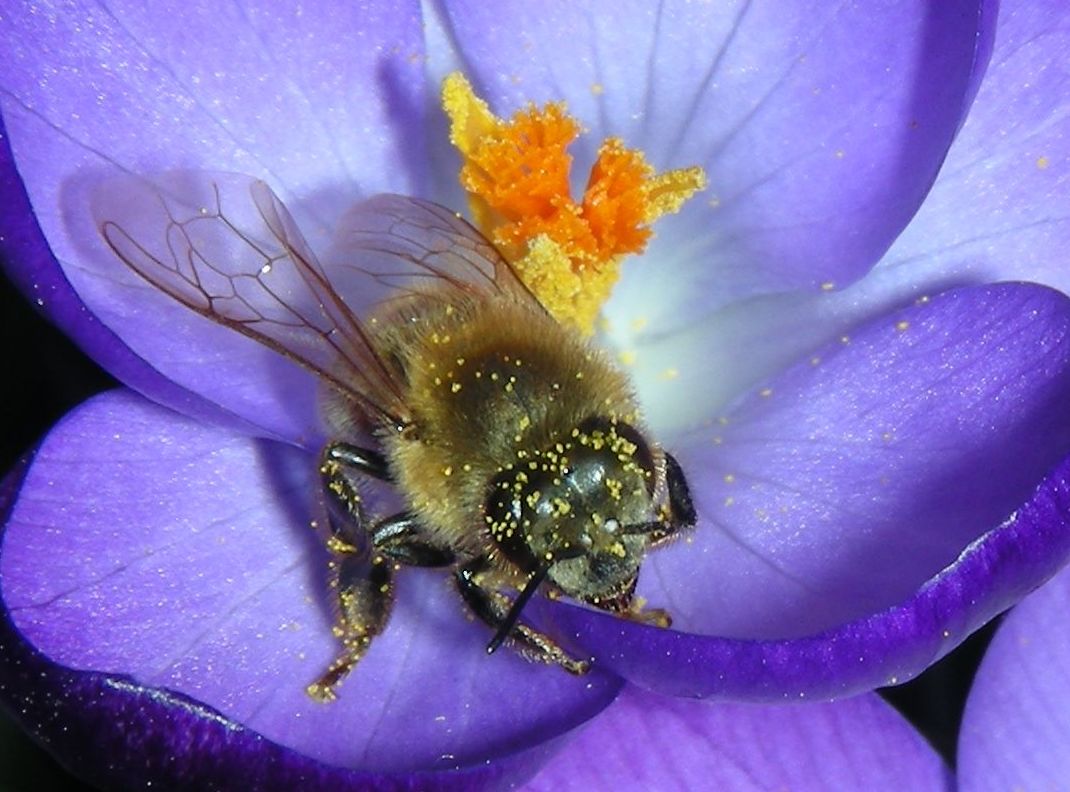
xmin=442 ymin=72 xmax=706 ymax=333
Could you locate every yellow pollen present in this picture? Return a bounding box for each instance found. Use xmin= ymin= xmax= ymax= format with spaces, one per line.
xmin=442 ymin=72 xmax=706 ymax=333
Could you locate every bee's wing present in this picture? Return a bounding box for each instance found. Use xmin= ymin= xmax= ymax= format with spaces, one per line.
xmin=327 ymin=193 xmax=547 ymax=312
xmin=95 ymin=172 xmax=410 ymax=426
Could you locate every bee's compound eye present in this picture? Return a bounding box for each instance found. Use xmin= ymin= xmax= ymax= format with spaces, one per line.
xmin=574 ymin=416 xmax=657 ymax=494
xmin=483 ymin=469 xmax=541 ymax=572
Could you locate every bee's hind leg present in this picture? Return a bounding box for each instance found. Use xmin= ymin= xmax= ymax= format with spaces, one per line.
xmin=310 ymin=450 xmax=456 ymax=702
xmin=455 ymin=559 xmax=591 ymax=675
xmin=308 ymin=443 xmax=396 ymax=703
xmin=306 ymin=550 xmax=394 ymax=703
xmin=307 ymin=516 xmax=457 ymax=702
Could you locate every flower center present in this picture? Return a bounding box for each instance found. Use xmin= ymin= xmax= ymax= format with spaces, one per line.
xmin=442 ymin=73 xmax=706 ymax=334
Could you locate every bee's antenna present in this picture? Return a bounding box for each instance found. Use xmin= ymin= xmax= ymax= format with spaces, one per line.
xmin=487 ymin=564 xmax=551 ymax=655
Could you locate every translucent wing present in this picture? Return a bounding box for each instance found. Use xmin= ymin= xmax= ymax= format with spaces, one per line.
xmin=325 ymin=192 xmax=544 ymax=310
xmin=93 ymin=172 xmax=538 ymax=428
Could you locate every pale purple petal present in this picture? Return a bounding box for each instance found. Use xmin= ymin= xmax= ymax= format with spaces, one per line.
xmin=0 ymin=118 xmax=258 ymax=440
xmin=525 ymin=688 xmax=951 ymax=792
xmin=860 ymin=2 xmax=1070 ymax=312
xmin=0 ymin=1 xmax=427 ymax=442
xmin=443 ymin=0 xmax=995 ymax=328
xmin=957 ymin=564 xmax=1070 ymax=791
xmin=660 ymin=283 xmax=1070 ymax=636
xmin=0 ymin=390 xmax=619 ymax=778
xmin=534 ymin=282 xmax=1070 ymax=699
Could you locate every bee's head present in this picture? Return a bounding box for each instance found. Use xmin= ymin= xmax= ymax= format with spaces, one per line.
xmin=484 ymin=417 xmax=666 ymax=603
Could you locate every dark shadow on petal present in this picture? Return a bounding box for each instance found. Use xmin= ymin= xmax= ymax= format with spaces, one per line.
xmin=376 ymin=41 xmax=432 ymax=201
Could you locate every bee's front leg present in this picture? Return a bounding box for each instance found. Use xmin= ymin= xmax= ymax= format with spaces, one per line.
xmin=585 ymin=573 xmax=672 ymax=628
xmin=593 ymin=451 xmax=689 ymax=628
xmin=455 ymin=559 xmax=591 ymax=675
xmin=657 ymin=451 xmax=697 ymax=542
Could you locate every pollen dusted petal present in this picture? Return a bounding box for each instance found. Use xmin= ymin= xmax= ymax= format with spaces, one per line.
xmin=441 ymin=72 xmax=705 ymax=332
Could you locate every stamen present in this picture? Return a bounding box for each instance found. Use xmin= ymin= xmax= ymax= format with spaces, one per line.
xmin=442 ymin=72 xmax=706 ymax=333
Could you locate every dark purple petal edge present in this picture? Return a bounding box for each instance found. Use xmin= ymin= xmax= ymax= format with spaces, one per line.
xmin=537 ymin=447 xmax=1070 ymax=701
xmin=0 ymin=456 xmax=556 ymax=792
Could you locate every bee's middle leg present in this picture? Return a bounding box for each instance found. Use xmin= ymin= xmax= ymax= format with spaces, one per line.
xmin=455 ymin=559 xmax=591 ymax=675
xmin=323 ymin=440 xmax=391 ymax=482
xmin=307 ymin=516 xmax=457 ymax=702
xmin=372 ymin=511 xmax=456 ymax=567
xmin=321 ymin=441 xmax=456 ymax=566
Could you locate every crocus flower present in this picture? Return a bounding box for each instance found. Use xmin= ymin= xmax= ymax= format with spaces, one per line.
xmin=2 ymin=0 xmax=1069 ymax=789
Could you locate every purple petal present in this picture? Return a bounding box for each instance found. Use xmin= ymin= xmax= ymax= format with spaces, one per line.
xmin=442 ymin=0 xmax=995 ymax=325
xmin=534 ymin=282 xmax=1070 ymax=699
xmin=0 ymin=115 xmax=259 ymax=441
xmin=0 ymin=1 xmax=426 ymax=442
xmin=663 ymin=282 xmax=1070 ymax=635
xmin=957 ymin=563 xmax=1070 ymax=791
xmin=870 ymin=1 xmax=1070 ymax=307
xmin=524 ymin=687 xmax=951 ymax=791
xmin=0 ymin=390 xmax=620 ymax=782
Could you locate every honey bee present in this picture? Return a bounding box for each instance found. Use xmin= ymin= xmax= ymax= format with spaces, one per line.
xmin=98 ymin=173 xmax=696 ymax=701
